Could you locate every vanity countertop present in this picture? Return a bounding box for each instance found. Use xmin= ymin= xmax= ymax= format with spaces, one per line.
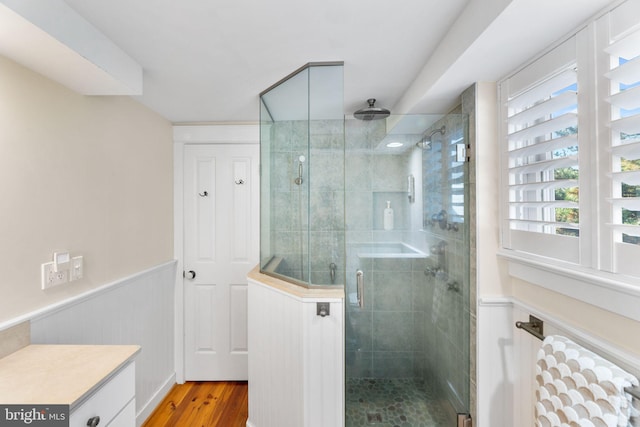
xmin=0 ymin=344 xmax=140 ymax=408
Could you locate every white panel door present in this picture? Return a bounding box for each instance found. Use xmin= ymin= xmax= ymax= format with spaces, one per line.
xmin=183 ymin=143 xmax=259 ymax=380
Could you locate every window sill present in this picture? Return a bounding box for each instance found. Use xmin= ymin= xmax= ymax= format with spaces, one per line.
xmin=497 ymin=249 xmax=640 ymax=322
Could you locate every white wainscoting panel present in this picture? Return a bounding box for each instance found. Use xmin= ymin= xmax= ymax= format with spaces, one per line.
xmin=247 ymin=278 xmax=344 ymax=427
xmin=248 ymin=280 xmax=304 ymax=427
xmin=30 ymin=261 xmax=177 ymax=426
xmin=476 ymin=298 xmax=516 ymax=427
xmin=303 ymin=296 xmax=344 ymax=427
xmin=511 ymin=304 xmax=541 ymax=427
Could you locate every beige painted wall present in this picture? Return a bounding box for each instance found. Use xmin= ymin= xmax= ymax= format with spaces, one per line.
xmin=475 ymin=82 xmax=511 ymax=298
xmin=0 ymin=55 xmax=174 ymax=325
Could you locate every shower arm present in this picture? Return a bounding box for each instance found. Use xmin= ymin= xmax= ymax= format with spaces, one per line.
xmin=428 ymin=125 xmax=446 ymax=140
xmin=416 ymin=125 xmax=446 ymax=149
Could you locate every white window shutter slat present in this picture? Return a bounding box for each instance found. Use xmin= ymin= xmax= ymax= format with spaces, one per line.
xmin=605 ymin=56 xmax=640 ymax=85
xmin=606 ymin=84 xmax=640 ymax=110
xmin=604 ymin=22 xmax=640 ymax=258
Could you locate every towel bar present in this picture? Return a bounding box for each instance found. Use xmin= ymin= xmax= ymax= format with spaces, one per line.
xmin=515 ymin=315 xmax=544 ymax=341
xmin=515 ymin=318 xmax=640 ymax=401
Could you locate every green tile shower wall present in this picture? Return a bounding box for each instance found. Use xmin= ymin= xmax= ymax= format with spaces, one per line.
xmin=345 ymin=118 xmax=426 ymax=380
xmin=268 ymin=119 xmax=346 ymax=284
xmin=419 ymin=111 xmax=471 ymax=409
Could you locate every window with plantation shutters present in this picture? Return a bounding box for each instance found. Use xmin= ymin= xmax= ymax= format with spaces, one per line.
xmin=499 ymin=0 xmax=640 ymax=319
xmin=501 ymin=37 xmax=581 ymax=263
xmin=599 ymin=0 xmax=640 ymax=277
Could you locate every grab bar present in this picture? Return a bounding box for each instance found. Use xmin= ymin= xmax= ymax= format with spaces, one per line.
xmin=515 ymin=316 xmax=640 ymax=400
xmin=407 ymin=174 xmax=415 ymax=203
xmin=356 ymin=270 xmax=364 ymax=308
xmin=294 ymin=155 xmax=305 ymax=185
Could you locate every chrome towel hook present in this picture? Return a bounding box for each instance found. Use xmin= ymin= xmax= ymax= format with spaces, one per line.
xmin=235 ymin=179 xmax=245 ymax=185
xmin=198 ymin=191 xmax=208 ymax=197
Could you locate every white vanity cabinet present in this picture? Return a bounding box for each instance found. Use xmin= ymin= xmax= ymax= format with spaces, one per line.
xmin=69 ymin=361 xmax=136 ymax=427
xmin=0 ymin=345 xmax=140 ymax=427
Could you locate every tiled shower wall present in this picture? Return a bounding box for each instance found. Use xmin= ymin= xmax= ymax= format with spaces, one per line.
xmin=418 ymin=110 xmax=471 ymax=412
xmin=268 ymin=119 xmax=307 ymax=280
xmin=268 ymin=119 xmax=345 ymax=285
xmin=415 ymin=85 xmax=478 ymax=420
xmin=308 ymin=119 xmax=346 ymax=285
xmin=345 ymin=118 xmax=427 ymax=379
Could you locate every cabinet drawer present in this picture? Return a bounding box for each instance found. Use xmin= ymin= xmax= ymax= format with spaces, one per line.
xmin=108 ymin=398 xmax=135 ymax=427
xmin=69 ymin=362 xmax=135 ymax=427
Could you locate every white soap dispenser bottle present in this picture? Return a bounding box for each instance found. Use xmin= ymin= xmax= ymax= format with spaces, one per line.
xmin=383 ymin=201 xmax=394 ymax=231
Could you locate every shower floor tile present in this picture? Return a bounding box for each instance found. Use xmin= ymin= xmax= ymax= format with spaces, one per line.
xmin=345 ymin=378 xmax=450 ymax=427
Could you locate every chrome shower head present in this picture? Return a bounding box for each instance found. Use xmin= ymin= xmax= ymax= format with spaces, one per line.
xmin=416 ymin=125 xmax=446 ymax=149
xmin=353 ymin=98 xmax=390 ymax=121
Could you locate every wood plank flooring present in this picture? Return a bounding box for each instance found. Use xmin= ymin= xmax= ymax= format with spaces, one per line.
xmin=142 ymin=381 xmax=248 ymax=427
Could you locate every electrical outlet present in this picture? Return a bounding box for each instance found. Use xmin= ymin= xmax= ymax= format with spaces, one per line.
xmin=70 ymin=256 xmax=83 ymax=281
xmin=41 ymin=261 xmax=68 ymax=289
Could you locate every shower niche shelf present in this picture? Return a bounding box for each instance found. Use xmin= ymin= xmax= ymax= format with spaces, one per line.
xmin=356 ymin=242 xmax=427 ymax=259
xmin=373 ymin=192 xmax=408 ymax=230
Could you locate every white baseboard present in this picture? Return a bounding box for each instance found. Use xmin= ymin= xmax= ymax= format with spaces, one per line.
xmin=136 ymin=372 xmax=176 ymax=427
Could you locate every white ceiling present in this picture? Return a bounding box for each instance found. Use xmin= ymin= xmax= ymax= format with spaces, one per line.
xmin=57 ymin=0 xmax=614 ymax=123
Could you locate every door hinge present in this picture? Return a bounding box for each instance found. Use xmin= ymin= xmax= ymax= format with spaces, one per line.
xmin=458 ymin=413 xmax=472 ymax=427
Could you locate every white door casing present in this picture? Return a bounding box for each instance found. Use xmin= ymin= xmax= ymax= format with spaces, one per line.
xmin=183 ymin=143 xmax=259 ymax=380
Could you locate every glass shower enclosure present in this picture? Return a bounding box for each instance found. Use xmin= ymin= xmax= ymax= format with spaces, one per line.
xmin=259 ymin=62 xmax=345 ymax=287
xmin=260 ymin=62 xmax=471 ymax=426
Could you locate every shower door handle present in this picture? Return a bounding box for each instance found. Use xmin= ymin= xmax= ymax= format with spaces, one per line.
xmin=356 ymin=270 xmax=364 ymax=308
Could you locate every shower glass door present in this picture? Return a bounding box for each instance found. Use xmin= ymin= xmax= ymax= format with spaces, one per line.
xmin=344 ymin=113 xmax=470 ymax=426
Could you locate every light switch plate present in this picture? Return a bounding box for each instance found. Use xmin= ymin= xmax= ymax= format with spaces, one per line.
xmin=70 ymin=256 xmax=83 ymax=281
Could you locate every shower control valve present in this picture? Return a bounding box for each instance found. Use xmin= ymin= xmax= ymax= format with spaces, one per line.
xmin=424 ymin=266 xmax=438 ymax=277
xmin=447 ymin=281 xmax=460 ymax=292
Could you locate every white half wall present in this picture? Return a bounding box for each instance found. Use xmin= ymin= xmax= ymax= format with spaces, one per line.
xmin=247 ymin=276 xmax=344 ymax=427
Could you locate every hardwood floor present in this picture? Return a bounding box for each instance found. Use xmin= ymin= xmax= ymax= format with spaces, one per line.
xmin=142 ymin=381 xmax=248 ymax=427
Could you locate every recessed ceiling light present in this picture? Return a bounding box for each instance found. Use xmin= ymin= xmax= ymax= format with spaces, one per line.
xmin=386 ymin=142 xmax=403 ymax=148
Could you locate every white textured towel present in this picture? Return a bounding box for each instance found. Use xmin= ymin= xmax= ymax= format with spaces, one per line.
xmin=535 ymin=335 xmax=639 ymax=427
